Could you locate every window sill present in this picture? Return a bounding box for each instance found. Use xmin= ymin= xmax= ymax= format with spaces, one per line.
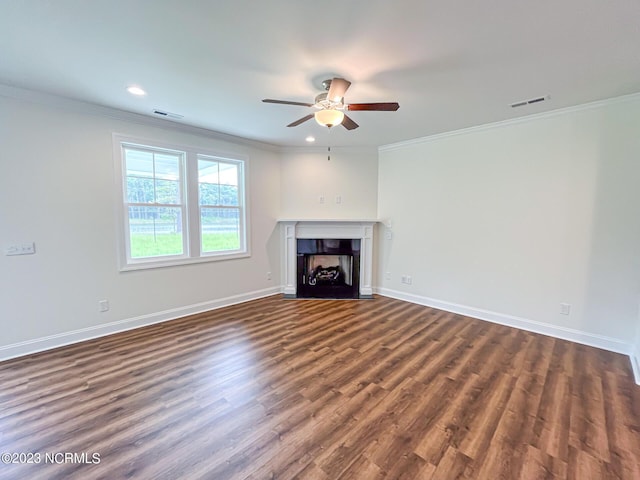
xmin=119 ymin=251 xmax=250 ymax=272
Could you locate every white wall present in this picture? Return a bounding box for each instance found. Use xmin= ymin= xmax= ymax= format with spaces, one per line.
xmin=279 ymin=147 xmax=379 ymax=220
xmin=377 ymin=96 xmax=640 ymax=351
xmin=0 ymin=92 xmax=281 ymax=357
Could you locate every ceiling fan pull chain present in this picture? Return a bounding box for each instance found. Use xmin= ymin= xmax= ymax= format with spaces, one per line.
xmin=328 ymin=145 xmax=331 ymax=161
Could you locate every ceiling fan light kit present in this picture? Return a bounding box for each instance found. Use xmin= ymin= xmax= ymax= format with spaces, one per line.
xmin=314 ymin=109 xmax=345 ymax=128
xmin=262 ymin=77 xmax=400 ymax=131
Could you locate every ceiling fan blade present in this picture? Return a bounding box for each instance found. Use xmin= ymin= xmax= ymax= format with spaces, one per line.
xmin=327 ymin=78 xmax=351 ymax=102
xmin=346 ymin=102 xmax=400 ymax=111
xmin=287 ymin=114 xmax=314 ymax=127
xmin=342 ymin=114 xmax=359 ymax=130
xmin=263 ymin=99 xmax=314 ymax=107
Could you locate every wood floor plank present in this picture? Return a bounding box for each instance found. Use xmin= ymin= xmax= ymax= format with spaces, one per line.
xmin=520 ymin=445 xmax=568 ymax=479
xmin=0 ymin=295 xmax=638 ymax=479
xmin=335 ymin=454 xmax=386 ymax=480
xmin=409 ymin=375 xmax=471 ymax=464
xmin=471 ymin=370 xmax=546 ymax=479
xmin=427 ymin=446 xmax=474 ymax=479
xmin=601 ymin=370 xmax=640 ymax=479
xmin=569 ymin=373 xmax=611 ymax=463
xmin=456 ymin=372 xmax=517 ymax=459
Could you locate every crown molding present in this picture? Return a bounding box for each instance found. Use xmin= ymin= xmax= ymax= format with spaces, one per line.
xmin=379 ymin=92 xmax=640 ymax=152
xmin=0 ymin=83 xmax=281 ymax=152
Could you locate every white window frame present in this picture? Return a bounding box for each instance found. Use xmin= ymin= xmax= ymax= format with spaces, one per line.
xmin=196 ymin=154 xmax=246 ymax=259
xmin=113 ymin=134 xmax=250 ymax=271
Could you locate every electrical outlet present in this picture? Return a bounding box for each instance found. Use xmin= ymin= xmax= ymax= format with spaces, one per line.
xmin=267 ymin=271 xmax=272 ymax=281
xmin=98 ymin=300 xmax=109 ymax=312
xmin=406 ymin=276 xmax=412 ymax=285
xmin=560 ymin=303 xmax=571 ymax=315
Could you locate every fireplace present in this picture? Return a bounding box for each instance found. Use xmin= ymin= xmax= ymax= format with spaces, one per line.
xmin=297 ymin=239 xmax=360 ymax=298
xmin=280 ymin=220 xmax=376 ymax=299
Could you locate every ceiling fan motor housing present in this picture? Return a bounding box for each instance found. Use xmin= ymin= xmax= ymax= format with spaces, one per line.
xmin=315 ymin=92 xmax=328 ymax=105
xmin=314 ymin=92 xmax=342 ymax=110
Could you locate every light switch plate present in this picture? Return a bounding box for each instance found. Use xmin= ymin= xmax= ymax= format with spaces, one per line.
xmin=5 ymin=242 xmax=36 ymax=255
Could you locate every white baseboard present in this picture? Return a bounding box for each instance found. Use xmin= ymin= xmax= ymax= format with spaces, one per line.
xmin=375 ymin=287 xmax=633 ymax=357
xmin=0 ymin=287 xmax=282 ymax=363
xmin=631 ymin=345 xmax=640 ymax=386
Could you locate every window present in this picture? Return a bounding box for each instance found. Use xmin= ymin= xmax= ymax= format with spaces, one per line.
xmin=115 ymin=136 xmax=248 ymax=270
xmin=198 ymin=156 xmax=242 ymax=254
xmin=124 ymin=146 xmax=186 ymax=259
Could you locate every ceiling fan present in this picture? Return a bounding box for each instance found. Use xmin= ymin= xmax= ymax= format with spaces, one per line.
xmin=262 ymin=77 xmax=400 ymax=130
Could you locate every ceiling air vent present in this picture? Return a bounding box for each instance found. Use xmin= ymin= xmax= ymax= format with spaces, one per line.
xmin=153 ymin=109 xmax=184 ymax=119
xmin=510 ymin=95 xmax=549 ymax=108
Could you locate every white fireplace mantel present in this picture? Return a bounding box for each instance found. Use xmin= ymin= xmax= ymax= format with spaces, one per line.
xmin=279 ymin=219 xmax=377 ymax=298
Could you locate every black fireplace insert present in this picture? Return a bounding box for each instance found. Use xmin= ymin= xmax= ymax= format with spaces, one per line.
xmin=296 ymin=239 xmax=361 ymax=298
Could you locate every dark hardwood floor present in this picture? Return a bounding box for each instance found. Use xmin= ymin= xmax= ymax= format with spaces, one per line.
xmin=1 ymin=295 xmax=638 ymax=479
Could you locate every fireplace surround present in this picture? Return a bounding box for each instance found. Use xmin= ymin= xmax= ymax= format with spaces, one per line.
xmin=280 ymin=220 xmax=376 ymax=299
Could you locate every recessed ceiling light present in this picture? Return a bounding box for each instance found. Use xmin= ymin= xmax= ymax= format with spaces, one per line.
xmin=305 ymin=136 xmax=315 ymax=143
xmin=127 ymin=85 xmax=146 ymax=96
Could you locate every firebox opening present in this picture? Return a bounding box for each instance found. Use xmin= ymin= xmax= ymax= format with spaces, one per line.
xmin=305 ymin=254 xmax=353 ymax=287
xmin=296 ymin=239 xmax=361 ymax=299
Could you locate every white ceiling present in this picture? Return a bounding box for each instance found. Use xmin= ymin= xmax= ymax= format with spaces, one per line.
xmin=2 ymin=1 xmax=639 ymax=148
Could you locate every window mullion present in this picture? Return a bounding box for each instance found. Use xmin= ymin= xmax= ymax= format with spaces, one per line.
xmin=186 ymin=151 xmax=201 ymax=257
xmin=152 ymin=152 xmax=157 ymax=203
